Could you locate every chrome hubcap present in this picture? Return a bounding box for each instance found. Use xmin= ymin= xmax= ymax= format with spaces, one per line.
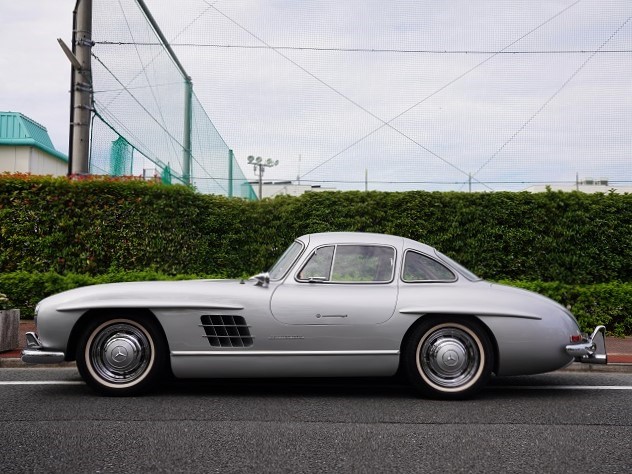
xmin=90 ymin=323 xmax=151 ymax=384
xmin=419 ymin=327 xmax=481 ymax=388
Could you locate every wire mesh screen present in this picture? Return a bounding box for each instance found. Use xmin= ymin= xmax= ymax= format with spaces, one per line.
xmin=91 ymin=0 xmax=631 ymax=193
xmin=89 ymin=0 xmax=255 ymax=197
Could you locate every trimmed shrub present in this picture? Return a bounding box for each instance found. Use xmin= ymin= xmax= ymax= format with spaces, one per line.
xmin=1 ymin=175 xmax=631 ymax=283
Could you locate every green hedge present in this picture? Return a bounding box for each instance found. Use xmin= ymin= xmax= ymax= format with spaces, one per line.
xmin=0 ymin=175 xmax=241 ymax=276
xmin=1 ymin=271 xmax=630 ymax=335
xmin=1 ymin=175 xmax=631 ymax=283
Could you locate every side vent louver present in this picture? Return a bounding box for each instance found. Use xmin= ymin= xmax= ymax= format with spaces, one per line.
xmin=200 ymin=315 xmax=253 ymax=348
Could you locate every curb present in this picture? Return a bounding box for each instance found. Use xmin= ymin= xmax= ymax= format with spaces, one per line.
xmin=0 ymin=358 xmax=76 ymax=369
xmin=560 ymin=362 xmax=632 ymax=374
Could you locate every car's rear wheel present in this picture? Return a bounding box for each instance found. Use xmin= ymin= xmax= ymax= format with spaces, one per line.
xmin=76 ymin=313 xmax=166 ymax=396
xmin=404 ymin=317 xmax=493 ymax=399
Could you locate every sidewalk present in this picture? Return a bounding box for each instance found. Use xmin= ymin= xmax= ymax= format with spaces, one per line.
xmin=2 ymin=320 xmax=632 ymax=369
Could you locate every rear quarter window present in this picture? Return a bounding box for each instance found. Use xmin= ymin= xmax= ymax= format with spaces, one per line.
xmin=402 ymin=250 xmax=456 ymax=282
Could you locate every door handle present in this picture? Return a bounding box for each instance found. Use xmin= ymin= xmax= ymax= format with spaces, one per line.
xmin=315 ymin=314 xmax=348 ymax=318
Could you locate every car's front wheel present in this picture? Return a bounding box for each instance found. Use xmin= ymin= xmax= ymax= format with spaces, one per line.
xmin=76 ymin=314 xmax=167 ymax=396
xmin=404 ymin=317 xmax=493 ymax=399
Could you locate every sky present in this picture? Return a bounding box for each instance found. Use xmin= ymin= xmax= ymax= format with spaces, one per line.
xmin=2 ymin=0 xmax=631 ymax=192
xmin=1 ymin=1 xmax=75 ymax=154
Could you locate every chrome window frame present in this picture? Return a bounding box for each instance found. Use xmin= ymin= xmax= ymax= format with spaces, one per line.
xmin=268 ymin=240 xmax=306 ymax=281
xmin=400 ymin=249 xmax=458 ymax=283
xmin=295 ymin=243 xmax=397 ymax=284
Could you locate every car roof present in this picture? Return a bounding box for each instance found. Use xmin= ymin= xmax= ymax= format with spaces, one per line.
xmin=298 ymin=232 xmax=437 ymax=254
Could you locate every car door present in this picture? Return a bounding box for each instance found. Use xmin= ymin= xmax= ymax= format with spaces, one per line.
xmin=270 ymin=244 xmax=398 ymax=326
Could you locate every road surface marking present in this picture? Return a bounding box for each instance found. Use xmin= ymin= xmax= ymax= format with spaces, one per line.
xmin=0 ymin=381 xmax=84 ymax=385
xmin=1 ymin=381 xmax=631 ymax=390
xmin=491 ymin=385 xmax=632 ymax=390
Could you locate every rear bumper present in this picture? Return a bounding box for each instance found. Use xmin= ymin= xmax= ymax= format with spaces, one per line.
xmin=565 ymin=325 xmax=607 ymax=364
xmin=21 ymin=332 xmax=66 ymax=364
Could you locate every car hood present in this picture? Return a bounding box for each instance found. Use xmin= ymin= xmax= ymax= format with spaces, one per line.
xmin=39 ymin=279 xmax=252 ymax=312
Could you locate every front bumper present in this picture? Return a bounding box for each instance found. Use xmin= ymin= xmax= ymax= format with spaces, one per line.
xmin=21 ymin=332 xmax=66 ymax=364
xmin=565 ymin=325 xmax=607 ymax=364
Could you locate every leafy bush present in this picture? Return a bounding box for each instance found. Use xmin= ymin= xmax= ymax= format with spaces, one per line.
xmin=0 ymin=292 xmax=10 ymax=310
xmin=1 ymin=174 xmax=631 ymax=283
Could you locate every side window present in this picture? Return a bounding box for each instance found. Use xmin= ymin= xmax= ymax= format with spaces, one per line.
xmin=298 ymin=245 xmax=395 ymax=283
xmin=331 ymin=245 xmax=395 ymax=282
xmin=299 ymin=246 xmax=334 ymax=280
xmin=403 ymin=251 xmax=456 ymax=282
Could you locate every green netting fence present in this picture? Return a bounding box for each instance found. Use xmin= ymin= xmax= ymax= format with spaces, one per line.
xmin=89 ymin=0 xmax=255 ymax=198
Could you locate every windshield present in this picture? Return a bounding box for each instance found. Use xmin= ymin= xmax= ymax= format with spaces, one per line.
xmin=268 ymin=241 xmax=304 ymax=280
xmin=434 ymin=250 xmax=481 ymax=281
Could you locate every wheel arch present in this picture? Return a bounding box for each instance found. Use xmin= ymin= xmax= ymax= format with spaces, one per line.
xmin=66 ymin=308 xmax=169 ymax=364
xmin=399 ymin=313 xmax=500 ymax=375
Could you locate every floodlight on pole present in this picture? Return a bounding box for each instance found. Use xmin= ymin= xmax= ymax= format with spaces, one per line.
xmin=248 ymin=155 xmax=279 ymax=200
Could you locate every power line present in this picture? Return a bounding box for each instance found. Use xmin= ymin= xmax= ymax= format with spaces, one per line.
xmin=299 ymin=0 xmax=584 ymax=184
xmin=95 ymin=41 xmax=632 ymax=55
xmin=189 ymin=176 xmax=632 ymax=185
xmin=471 ymin=13 xmax=632 ymax=180
xmin=204 ymin=1 xmax=476 ymax=185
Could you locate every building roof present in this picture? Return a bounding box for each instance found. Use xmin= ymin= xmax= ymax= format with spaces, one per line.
xmin=0 ymin=112 xmax=68 ymax=162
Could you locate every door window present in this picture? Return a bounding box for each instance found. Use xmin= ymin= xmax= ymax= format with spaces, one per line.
xmin=298 ymin=245 xmax=395 ymax=283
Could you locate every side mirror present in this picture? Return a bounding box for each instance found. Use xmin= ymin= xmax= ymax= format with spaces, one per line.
xmin=250 ymin=272 xmax=270 ymax=287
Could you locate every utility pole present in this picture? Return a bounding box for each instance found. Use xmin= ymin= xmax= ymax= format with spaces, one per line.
xmin=296 ymin=154 xmax=301 ymax=185
xmin=228 ymin=149 xmax=234 ymax=197
xmin=59 ymin=0 xmax=93 ymax=175
xmin=248 ymin=155 xmax=279 ymax=200
xmin=183 ymin=78 xmax=192 ymax=185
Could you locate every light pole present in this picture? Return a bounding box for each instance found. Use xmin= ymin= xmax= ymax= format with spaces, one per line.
xmin=248 ymin=155 xmax=279 ymax=200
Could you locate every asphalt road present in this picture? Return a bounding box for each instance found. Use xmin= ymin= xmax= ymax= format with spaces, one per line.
xmin=1 ymin=369 xmax=631 ymax=473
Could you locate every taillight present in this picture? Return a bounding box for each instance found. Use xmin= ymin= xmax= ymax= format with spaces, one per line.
xmin=570 ymin=334 xmax=583 ymax=343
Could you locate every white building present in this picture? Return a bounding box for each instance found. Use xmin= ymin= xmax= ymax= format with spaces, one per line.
xmin=249 ymin=180 xmax=337 ymax=199
xmin=0 ymin=112 xmax=68 ymax=175
xmin=525 ymin=178 xmax=632 ymax=194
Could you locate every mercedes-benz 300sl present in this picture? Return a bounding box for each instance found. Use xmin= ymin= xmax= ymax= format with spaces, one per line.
xmin=22 ymin=232 xmax=607 ymax=398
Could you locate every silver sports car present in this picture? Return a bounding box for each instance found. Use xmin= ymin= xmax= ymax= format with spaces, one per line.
xmin=23 ymin=232 xmax=607 ymax=399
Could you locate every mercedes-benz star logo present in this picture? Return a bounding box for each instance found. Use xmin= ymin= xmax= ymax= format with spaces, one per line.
xmin=112 ymin=346 xmax=128 ymax=362
xmin=443 ymin=350 xmax=458 ymax=366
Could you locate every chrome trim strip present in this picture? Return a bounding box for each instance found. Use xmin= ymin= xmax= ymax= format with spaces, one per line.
xmin=398 ymin=309 xmax=542 ymax=320
xmin=58 ymin=302 xmax=244 ymax=311
xmin=171 ymin=350 xmax=400 ymax=357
